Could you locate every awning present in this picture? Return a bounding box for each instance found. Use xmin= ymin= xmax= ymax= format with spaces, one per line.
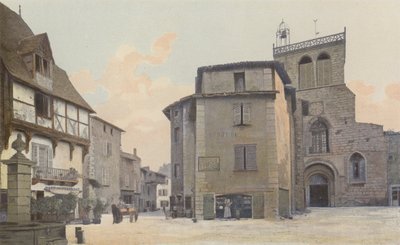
xmin=44 ymin=185 xmax=81 ymax=195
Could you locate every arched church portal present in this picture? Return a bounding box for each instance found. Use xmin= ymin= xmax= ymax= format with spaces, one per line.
xmin=305 ymin=164 xmax=335 ymax=207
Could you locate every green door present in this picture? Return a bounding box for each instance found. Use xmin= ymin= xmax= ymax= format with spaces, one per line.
xmin=252 ymin=193 xmax=264 ymax=219
xmin=203 ymin=194 xmax=215 ymax=220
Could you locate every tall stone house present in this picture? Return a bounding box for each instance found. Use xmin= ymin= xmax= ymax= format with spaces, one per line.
xmin=0 ymin=3 xmax=94 ymax=218
xmin=164 ymin=61 xmax=296 ymax=219
xmin=139 ymin=167 xmax=166 ymax=212
xmin=120 ymin=149 xmax=141 ymax=209
xmin=83 ymin=116 xmax=124 ymax=212
xmin=164 ymin=22 xmax=399 ymax=220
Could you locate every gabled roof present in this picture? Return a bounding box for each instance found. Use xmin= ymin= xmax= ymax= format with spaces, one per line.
xmin=18 ymin=33 xmax=53 ymax=59
xmin=0 ymin=3 xmax=94 ymax=112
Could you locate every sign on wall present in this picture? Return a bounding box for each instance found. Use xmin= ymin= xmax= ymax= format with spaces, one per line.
xmin=198 ymin=157 xmax=220 ymax=171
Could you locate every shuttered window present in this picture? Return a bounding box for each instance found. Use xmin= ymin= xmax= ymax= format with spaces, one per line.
xmin=234 ymin=144 xmax=257 ymax=171
xmin=299 ymin=56 xmax=314 ymax=89
xmin=317 ymin=53 xmax=332 ymax=87
xmin=349 ymin=153 xmax=366 ymax=183
xmin=233 ymin=103 xmax=251 ymax=126
xmin=31 ymin=143 xmax=52 ymax=168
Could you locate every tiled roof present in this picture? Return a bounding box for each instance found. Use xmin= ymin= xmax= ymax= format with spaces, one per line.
xmin=0 ymin=3 xmax=94 ymax=112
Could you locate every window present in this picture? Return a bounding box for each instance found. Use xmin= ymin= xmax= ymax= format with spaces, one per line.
xmin=104 ymin=141 xmax=112 ymax=156
xmin=349 ymin=153 xmax=366 ymax=183
xmin=302 ymin=100 xmax=309 ymax=116
xmin=125 ymin=174 xmax=130 ymax=187
xmin=102 ymin=167 xmax=110 ymax=186
xmin=160 ymin=200 xmax=169 ymax=207
xmin=309 ymin=120 xmax=329 ymax=154
xmin=147 ymin=186 xmax=150 ymax=195
xmin=299 ymin=56 xmax=314 ymax=89
xmin=316 ymin=53 xmax=331 ymax=87
xmin=34 ymin=54 xmax=51 ymax=78
xmin=233 ymin=103 xmax=251 ymax=126
xmin=111 ymin=128 xmax=113 ymax=135
xmin=174 ymin=127 xmax=180 ymax=143
xmin=174 ymin=164 xmax=180 ymax=178
xmin=103 ymin=124 xmax=106 ymax=132
xmin=174 ymin=110 xmax=179 ymax=117
xmin=234 ymin=144 xmax=257 ymax=171
xmin=31 ymin=143 xmax=53 ymax=168
xmin=123 ymin=195 xmax=132 ymax=204
xmin=35 ymin=93 xmax=50 ymax=118
xmin=234 ymin=72 xmax=245 ymax=92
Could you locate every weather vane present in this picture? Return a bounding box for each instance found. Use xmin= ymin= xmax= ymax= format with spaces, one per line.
xmin=313 ymin=19 xmax=320 ymax=37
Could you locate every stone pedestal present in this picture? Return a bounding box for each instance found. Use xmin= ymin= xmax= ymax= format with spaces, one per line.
xmin=2 ymin=134 xmax=34 ymax=223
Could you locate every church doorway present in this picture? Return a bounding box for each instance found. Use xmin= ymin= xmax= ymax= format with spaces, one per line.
xmin=309 ymin=174 xmax=329 ymax=207
xmin=304 ymin=163 xmax=335 ymax=208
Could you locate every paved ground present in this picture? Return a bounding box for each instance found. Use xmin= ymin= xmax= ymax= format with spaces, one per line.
xmin=67 ymin=207 xmax=400 ymax=245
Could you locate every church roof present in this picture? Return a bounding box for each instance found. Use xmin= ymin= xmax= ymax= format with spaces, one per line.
xmin=0 ymin=3 xmax=94 ymax=112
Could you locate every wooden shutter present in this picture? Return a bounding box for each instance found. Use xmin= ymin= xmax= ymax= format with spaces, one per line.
xmin=203 ymin=194 xmax=215 ymax=220
xmin=38 ymin=146 xmax=47 ymax=168
xmin=243 ymin=103 xmax=251 ymax=125
xmin=233 ymin=104 xmax=241 ymax=125
xmin=47 ymin=146 xmax=53 ymax=168
xmin=252 ymin=194 xmax=264 ymax=219
xmin=32 ymin=143 xmax=39 ymax=164
xmin=234 ymin=145 xmax=244 ymax=170
xmin=245 ymin=144 xmax=257 ymax=170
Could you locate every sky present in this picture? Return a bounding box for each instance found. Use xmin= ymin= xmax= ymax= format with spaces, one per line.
xmin=2 ymin=0 xmax=400 ymax=171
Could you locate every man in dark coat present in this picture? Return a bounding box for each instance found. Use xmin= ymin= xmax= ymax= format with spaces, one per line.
xmin=111 ymin=204 xmax=119 ymax=224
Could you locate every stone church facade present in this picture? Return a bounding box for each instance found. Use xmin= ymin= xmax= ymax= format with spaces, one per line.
xmin=165 ymin=25 xmax=396 ymax=220
xmin=274 ymin=29 xmax=388 ymax=209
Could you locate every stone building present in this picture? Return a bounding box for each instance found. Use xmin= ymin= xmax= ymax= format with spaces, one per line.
xmin=273 ymin=27 xmax=388 ymax=209
xmin=385 ymin=132 xmax=400 ymax=206
xmin=0 ymin=3 xmax=94 ymax=217
xmin=120 ymin=149 xmax=141 ymax=209
xmin=139 ymin=167 xmax=166 ymax=212
xmin=163 ymin=61 xmax=296 ymax=220
xmin=164 ymin=22 xmax=397 ymax=219
xmin=156 ymin=163 xmax=171 ymax=209
xmin=83 ymin=116 xmax=124 ymax=212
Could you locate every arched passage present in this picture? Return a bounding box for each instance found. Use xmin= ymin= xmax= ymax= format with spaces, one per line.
xmin=304 ymin=163 xmax=335 ymax=207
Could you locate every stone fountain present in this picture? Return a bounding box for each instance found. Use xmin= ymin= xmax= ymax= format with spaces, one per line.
xmin=0 ymin=134 xmax=68 ymax=245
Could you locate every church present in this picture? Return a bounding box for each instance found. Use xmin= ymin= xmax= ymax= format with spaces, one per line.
xmin=164 ymin=21 xmax=399 ymax=220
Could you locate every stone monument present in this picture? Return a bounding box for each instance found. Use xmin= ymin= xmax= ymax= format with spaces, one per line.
xmin=0 ymin=134 xmax=68 ymax=245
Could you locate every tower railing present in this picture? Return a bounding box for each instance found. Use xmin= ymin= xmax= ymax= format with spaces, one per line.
xmin=273 ymin=31 xmax=345 ymax=56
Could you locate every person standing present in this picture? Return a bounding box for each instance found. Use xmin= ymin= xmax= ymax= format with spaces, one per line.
xmin=224 ymin=199 xmax=232 ymax=220
xmin=111 ymin=204 xmax=119 ymax=224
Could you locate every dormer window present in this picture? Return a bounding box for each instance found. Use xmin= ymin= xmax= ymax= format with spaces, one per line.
xmin=34 ymin=54 xmax=51 ymax=78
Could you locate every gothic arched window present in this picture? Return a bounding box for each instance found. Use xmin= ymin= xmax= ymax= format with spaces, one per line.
xmin=310 ymin=120 xmax=329 ymax=154
xmin=349 ymin=153 xmax=366 ymax=183
xmin=317 ymin=53 xmax=332 ymax=87
xmin=299 ymin=56 xmax=314 ymax=89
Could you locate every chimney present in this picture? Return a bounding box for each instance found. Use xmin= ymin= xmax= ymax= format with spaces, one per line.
xmin=19 ymin=5 xmax=21 ymax=17
xmin=133 ymin=148 xmax=137 ymax=156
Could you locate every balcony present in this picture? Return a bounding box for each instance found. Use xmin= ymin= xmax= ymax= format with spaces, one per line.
xmin=32 ymin=166 xmax=79 ymax=186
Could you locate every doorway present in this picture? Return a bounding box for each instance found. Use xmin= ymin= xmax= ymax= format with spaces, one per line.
xmin=308 ymin=174 xmax=329 ymax=207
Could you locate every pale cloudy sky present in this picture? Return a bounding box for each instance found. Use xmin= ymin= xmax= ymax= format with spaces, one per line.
xmin=3 ymin=0 xmax=400 ymax=170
